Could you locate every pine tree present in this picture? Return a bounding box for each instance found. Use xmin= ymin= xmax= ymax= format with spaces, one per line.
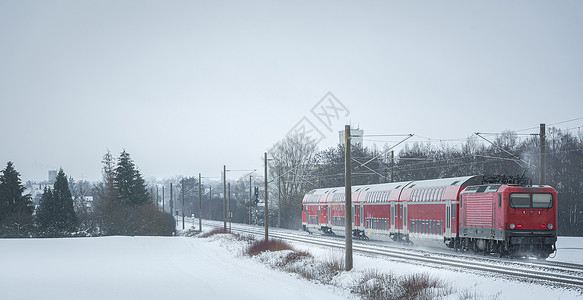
xmin=114 ymin=150 xmax=149 ymax=206
xmin=35 ymin=187 xmax=55 ymax=233
xmin=35 ymin=168 xmax=78 ymax=236
xmin=102 ymin=149 xmax=116 ymax=198
xmin=0 ymin=162 xmax=33 ymax=236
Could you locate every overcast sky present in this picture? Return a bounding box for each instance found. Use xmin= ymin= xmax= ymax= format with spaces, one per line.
xmin=1 ymin=1 xmax=582 ymax=183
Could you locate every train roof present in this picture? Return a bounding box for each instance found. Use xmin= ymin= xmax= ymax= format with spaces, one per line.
xmin=404 ymin=175 xmax=482 ymax=189
xmin=305 ymin=175 xmax=482 ymax=196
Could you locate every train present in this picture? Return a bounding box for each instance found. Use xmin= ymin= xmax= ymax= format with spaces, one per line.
xmin=301 ymin=175 xmax=557 ymax=258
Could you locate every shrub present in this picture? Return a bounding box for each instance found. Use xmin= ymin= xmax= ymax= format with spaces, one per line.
xmin=457 ymin=290 xmax=501 ymax=300
xmin=284 ymin=250 xmax=312 ymax=265
xmin=247 ymin=239 xmax=294 ymax=256
xmin=352 ymin=269 xmax=401 ymax=300
xmin=352 ymin=270 xmax=451 ymax=300
xmin=322 ymin=251 xmax=345 ymax=275
xmin=400 ymin=273 xmax=440 ymax=299
xmin=201 ymin=227 xmax=231 ymax=238
xmin=100 ymin=202 xmax=175 ymax=236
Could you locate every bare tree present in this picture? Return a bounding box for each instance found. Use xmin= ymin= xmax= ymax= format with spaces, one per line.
xmin=268 ymin=132 xmax=318 ymax=229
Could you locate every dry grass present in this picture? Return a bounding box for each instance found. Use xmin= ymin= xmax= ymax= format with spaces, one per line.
xmin=284 ymin=250 xmax=312 ymax=265
xmin=200 ymin=227 xmax=231 ymax=238
xmin=352 ymin=269 xmax=401 ymax=300
xmin=246 ymin=239 xmax=295 ymax=256
xmin=352 ymin=270 xmax=451 ymax=300
xmin=399 ymin=273 xmax=449 ymax=300
xmin=322 ymin=251 xmax=345 ymax=275
xmin=457 ymin=290 xmax=502 ymax=300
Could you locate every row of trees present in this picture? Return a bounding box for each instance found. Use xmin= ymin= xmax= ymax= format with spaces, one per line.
xmin=0 ymin=162 xmax=77 ymax=237
xmin=266 ymin=129 xmax=583 ymax=235
xmin=0 ymin=149 xmax=175 ymax=238
xmin=91 ymin=150 xmax=175 ymax=236
xmin=3 ymin=128 xmax=581 ymax=237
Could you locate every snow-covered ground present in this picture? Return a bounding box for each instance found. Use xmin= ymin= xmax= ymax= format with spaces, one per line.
xmin=552 ymin=236 xmax=583 ymax=264
xmin=0 ymin=235 xmax=351 ymax=300
xmin=0 ymin=233 xmax=581 ymax=299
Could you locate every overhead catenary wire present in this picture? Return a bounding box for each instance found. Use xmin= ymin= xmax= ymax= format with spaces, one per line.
xmin=262 ymin=117 xmax=583 ymax=189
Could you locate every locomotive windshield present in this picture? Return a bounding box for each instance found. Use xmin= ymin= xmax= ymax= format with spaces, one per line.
xmin=509 ymin=193 xmax=553 ymax=208
xmin=533 ymin=194 xmax=553 ymax=208
xmin=509 ymin=193 xmax=530 ymax=208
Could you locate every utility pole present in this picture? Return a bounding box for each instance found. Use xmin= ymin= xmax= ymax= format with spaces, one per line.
xmin=156 ymin=186 xmax=159 ymax=210
xmin=181 ymin=178 xmax=185 ymax=230
xmin=391 ymin=150 xmax=394 ymax=183
xmin=162 ymin=185 xmax=165 ymax=213
xmin=278 ymin=173 xmax=281 ymax=228
xmin=223 ymin=165 xmax=227 ymax=231
xmin=228 ymin=182 xmax=231 ymax=232
xmin=170 ymin=183 xmax=173 ymax=218
xmin=264 ymin=152 xmax=269 ymax=240
xmin=540 ymin=123 xmax=546 ymax=185
xmin=249 ymin=175 xmax=252 ymax=225
xmin=198 ymin=173 xmax=202 ymax=231
xmin=345 ymin=125 xmax=353 ymax=271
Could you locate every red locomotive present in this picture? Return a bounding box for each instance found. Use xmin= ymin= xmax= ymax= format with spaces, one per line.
xmin=302 ymin=175 xmax=557 ymax=258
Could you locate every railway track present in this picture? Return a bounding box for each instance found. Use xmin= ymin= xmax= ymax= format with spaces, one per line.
xmin=200 ymin=220 xmax=583 ymax=289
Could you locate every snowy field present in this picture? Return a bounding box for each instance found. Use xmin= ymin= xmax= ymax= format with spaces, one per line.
xmin=0 ymin=233 xmax=581 ymax=299
xmin=0 ymin=236 xmax=350 ymax=300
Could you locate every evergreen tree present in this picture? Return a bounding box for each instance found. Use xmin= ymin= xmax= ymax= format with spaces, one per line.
xmin=114 ymin=150 xmax=149 ymax=206
xmin=96 ymin=149 xmax=174 ymax=236
xmin=0 ymin=162 xmax=33 ymax=236
xmin=35 ymin=168 xmax=78 ymax=236
xmin=35 ymin=187 xmax=54 ymax=233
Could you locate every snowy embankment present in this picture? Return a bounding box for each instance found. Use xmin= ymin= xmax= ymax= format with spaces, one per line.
xmin=0 ymin=233 xmax=581 ymax=300
xmin=0 ymin=236 xmax=350 ymax=300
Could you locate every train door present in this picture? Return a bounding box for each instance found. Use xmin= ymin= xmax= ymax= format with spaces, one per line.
xmin=445 ymin=200 xmax=451 ymax=236
xmin=361 ymin=204 xmax=365 ymax=229
xmin=398 ymin=204 xmax=403 ymax=229
xmin=403 ymin=202 xmax=408 ymax=233
xmin=354 ymin=205 xmax=360 ymax=227
xmin=327 ymin=204 xmax=331 ymax=226
xmin=390 ymin=202 xmax=395 ymax=231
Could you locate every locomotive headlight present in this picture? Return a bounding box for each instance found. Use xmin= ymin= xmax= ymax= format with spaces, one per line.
xmin=548 ymin=223 xmax=553 ymax=230
xmin=510 ymin=223 xmax=516 ymax=229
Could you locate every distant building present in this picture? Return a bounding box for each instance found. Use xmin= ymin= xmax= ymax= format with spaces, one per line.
xmin=24 ymin=181 xmax=94 ymax=212
xmin=339 ymin=128 xmax=364 ymax=146
xmin=48 ymin=170 xmax=57 ymax=184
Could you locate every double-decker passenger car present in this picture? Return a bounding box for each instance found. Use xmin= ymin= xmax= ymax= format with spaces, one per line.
xmin=301 ymin=175 xmax=557 ymax=258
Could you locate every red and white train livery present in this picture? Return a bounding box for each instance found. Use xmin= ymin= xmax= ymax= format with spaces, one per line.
xmin=301 ymin=175 xmax=557 ymax=258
